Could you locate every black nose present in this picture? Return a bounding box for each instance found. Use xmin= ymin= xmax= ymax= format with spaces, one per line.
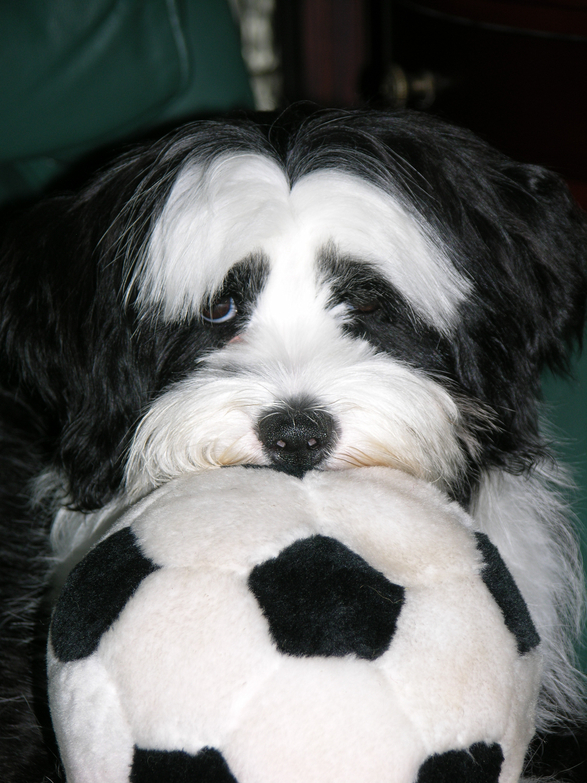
xmin=257 ymin=405 xmax=337 ymax=477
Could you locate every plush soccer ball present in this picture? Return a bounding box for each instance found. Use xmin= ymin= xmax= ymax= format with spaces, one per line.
xmin=47 ymin=467 xmax=542 ymax=783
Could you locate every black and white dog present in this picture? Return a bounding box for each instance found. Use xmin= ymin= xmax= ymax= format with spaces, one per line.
xmin=1 ymin=108 xmax=586 ymax=781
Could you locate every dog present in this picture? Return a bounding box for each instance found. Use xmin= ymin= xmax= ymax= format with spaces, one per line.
xmin=0 ymin=107 xmax=586 ymax=781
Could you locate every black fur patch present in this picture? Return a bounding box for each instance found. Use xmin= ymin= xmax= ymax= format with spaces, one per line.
xmin=474 ymin=532 xmax=540 ymax=655
xmin=248 ymin=534 xmax=405 ymax=659
xmin=416 ymin=741 xmax=504 ymax=783
xmin=131 ymin=747 xmax=238 ymax=783
xmin=50 ymin=526 xmax=159 ymax=662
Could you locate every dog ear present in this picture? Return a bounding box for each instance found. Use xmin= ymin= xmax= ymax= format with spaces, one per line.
xmin=0 ymin=191 xmax=147 ymax=510
xmin=496 ymin=162 xmax=587 ymax=373
xmin=441 ymin=157 xmax=587 ymax=466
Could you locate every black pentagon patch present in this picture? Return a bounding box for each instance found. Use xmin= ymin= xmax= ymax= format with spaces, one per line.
xmin=50 ymin=526 xmax=159 ymax=662
xmin=416 ymin=741 xmax=504 ymax=783
xmin=248 ymin=534 xmax=405 ymax=660
xmin=474 ymin=532 xmax=540 ymax=655
xmin=131 ymin=746 xmax=239 ymax=783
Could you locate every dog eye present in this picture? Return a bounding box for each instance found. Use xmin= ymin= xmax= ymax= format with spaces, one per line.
xmin=202 ymin=296 xmax=237 ymax=324
xmin=348 ymin=301 xmax=380 ymax=314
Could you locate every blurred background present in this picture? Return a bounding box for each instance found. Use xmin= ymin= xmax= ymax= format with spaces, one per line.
xmin=1 ymin=0 xmax=586 ymax=667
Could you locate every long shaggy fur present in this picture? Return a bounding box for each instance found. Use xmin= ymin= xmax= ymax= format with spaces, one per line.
xmin=1 ymin=107 xmax=586 ymax=781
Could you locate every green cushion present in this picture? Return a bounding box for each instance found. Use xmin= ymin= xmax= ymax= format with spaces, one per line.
xmin=542 ymin=349 xmax=587 ymax=671
xmin=0 ymin=0 xmax=252 ymax=202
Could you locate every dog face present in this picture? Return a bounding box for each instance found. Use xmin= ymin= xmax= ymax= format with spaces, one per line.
xmin=112 ymin=111 xmax=585 ymax=511
xmin=3 ymin=109 xmax=584 ymax=516
xmin=125 ymin=154 xmax=477 ymax=500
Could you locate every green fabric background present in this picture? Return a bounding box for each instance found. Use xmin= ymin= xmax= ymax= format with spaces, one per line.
xmin=0 ymin=0 xmax=253 ymax=202
xmin=542 ymin=349 xmax=587 ymax=672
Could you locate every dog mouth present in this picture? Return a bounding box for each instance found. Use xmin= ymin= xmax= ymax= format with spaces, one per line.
xmin=124 ymin=346 xmax=477 ymax=501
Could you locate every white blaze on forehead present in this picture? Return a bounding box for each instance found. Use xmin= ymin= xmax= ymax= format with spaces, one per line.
xmin=137 ymin=153 xmax=470 ymax=328
xmin=136 ymin=155 xmax=290 ymax=318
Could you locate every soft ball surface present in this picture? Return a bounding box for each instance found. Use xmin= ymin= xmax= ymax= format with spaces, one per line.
xmin=248 ymin=534 xmax=405 ymax=659
xmin=48 ymin=467 xmax=542 ymax=783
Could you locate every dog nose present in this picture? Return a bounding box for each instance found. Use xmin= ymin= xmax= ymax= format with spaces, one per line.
xmin=257 ymin=406 xmax=337 ymax=477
